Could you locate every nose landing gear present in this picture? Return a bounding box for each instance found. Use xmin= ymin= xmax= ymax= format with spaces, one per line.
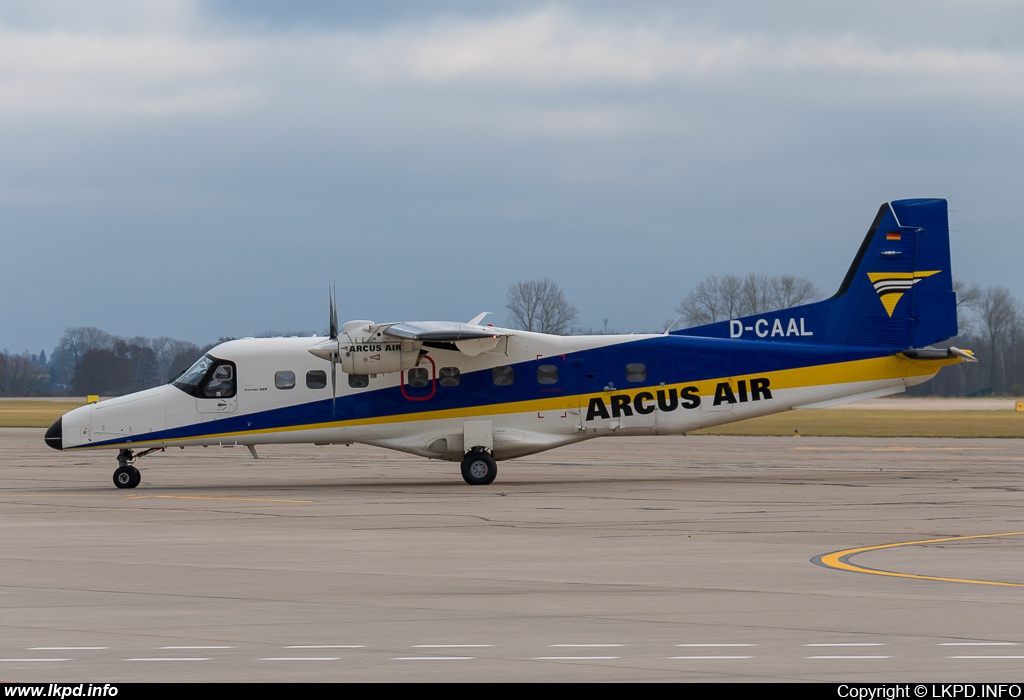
xmin=111 ymin=447 xmax=160 ymax=489
xmin=113 ymin=463 xmax=141 ymax=489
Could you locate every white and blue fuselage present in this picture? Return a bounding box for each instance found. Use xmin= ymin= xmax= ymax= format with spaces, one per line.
xmin=44 ymin=198 xmax=973 ymax=487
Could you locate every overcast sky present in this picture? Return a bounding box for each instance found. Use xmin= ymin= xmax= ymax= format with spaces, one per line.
xmin=3 ymin=0 xmax=1023 ymax=353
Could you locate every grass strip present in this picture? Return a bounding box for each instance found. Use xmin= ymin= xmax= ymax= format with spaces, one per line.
xmin=693 ymin=409 xmax=1024 ymax=438
xmin=0 ymin=400 xmax=88 ymax=428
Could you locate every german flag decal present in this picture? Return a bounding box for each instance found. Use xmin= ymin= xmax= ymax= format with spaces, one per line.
xmin=886 ymin=232 xmax=901 ymax=241
xmin=867 ymin=270 xmax=941 ymax=317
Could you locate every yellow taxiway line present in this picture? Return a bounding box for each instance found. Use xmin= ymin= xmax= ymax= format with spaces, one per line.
xmin=814 ymin=531 xmax=1024 ymax=588
xmin=123 ymin=495 xmax=312 ymax=503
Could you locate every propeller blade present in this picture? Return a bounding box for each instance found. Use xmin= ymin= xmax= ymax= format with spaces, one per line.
xmin=329 ymin=282 xmax=338 ymax=340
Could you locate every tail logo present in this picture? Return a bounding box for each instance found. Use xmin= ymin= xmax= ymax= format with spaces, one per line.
xmin=866 ymin=270 xmax=940 ymax=317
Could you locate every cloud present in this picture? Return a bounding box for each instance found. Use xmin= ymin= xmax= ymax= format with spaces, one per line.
xmin=3 ymin=2 xmax=1024 ymax=352
xmin=1 ymin=6 xmax=1021 ymax=120
xmin=0 ymin=29 xmax=261 ymax=115
xmin=323 ymin=10 xmax=1024 ymax=97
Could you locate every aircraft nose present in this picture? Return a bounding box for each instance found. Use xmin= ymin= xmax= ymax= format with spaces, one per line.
xmin=44 ymin=419 xmax=63 ymax=450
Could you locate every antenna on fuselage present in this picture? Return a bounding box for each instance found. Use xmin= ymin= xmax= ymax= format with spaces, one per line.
xmin=664 ymin=314 xmax=684 ymax=335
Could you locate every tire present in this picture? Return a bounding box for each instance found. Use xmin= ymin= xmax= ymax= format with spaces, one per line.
xmin=460 ymin=451 xmax=497 ymax=486
xmin=113 ymin=465 xmax=141 ymax=489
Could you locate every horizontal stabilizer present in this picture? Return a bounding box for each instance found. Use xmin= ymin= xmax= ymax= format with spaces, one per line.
xmin=900 ymin=346 xmax=978 ymax=363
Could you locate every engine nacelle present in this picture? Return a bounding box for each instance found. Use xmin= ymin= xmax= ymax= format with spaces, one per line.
xmin=340 ymin=339 xmax=420 ymax=375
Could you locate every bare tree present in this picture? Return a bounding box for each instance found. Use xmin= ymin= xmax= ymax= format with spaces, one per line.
xmin=52 ymin=327 xmax=114 ymax=389
xmin=505 ymin=279 xmax=579 ymax=334
xmin=71 ymin=348 xmax=130 ymax=396
xmin=675 ymin=274 xmax=821 ymax=328
xmin=116 ymin=338 xmax=158 ymax=390
xmin=151 ymin=337 xmax=202 ymax=381
xmin=0 ymin=354 xmax=47 ymax=396
xmin=773 ymin=274 xmax=819 ymax=309
xmin=673 ymin=275 xmax=742 ymax=327
xmin=740 ymin=274 xmax=774 ymax=317
xmin=164 ymin=344 xmax=203 ymax=382
xmin=1008 ymin=317 xmax=1024 ymax=394
xmin=965 ymin=286 xmax=1019 ymax=391
xmin=952 ymin=278 xmax=981 ymax=336
xmin=58 ymin=327 xmax=113 ymax=365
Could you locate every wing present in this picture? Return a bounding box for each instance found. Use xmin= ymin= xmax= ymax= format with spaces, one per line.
xmin=381 ymin=321 xmax=512 ymax=357
xmin=382 ymin=321 xmax=507 ymax=341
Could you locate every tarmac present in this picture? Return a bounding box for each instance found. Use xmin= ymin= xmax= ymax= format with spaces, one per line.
xmin=834 ymin=397 xmax=1022 ymax=410
xmin=1 ymin=427 xmax=1022 ymax=682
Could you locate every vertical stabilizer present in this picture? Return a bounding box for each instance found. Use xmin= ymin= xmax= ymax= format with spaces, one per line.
xmin=673 ymin=198 xmax=958 ymax=348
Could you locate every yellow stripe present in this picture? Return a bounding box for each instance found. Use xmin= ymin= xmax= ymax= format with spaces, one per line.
xmin=868 ymin=272 xmax=914 ymax=282
xmin=705 ymin=353 xmax=952 ymax=391
xmin=866 ymin=270 xmax=940 ymax=283
xmin=124 ymin=495 xmax=311 ymax=503
xmin=76 ymin=354 xmax=960 ymax=450
xmin=817 ymin=532 xmax=1024 ymax=588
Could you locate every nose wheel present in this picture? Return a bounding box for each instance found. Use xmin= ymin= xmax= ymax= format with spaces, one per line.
xmin=113 ymin=464 xmax=141 ymax=489
xmin=112 ymin=448 xmax=150 ymax=489
xmin=460 ymin=450 xmax=497 ymax=486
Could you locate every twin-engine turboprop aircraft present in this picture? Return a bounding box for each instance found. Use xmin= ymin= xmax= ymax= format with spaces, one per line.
xmin=45 ymin=198 xmax=974 ymax=488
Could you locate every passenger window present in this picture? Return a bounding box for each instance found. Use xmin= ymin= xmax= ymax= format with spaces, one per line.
xmin=439 ymin=367 xmax=460 ymax=387
xmin=492 ymin=366 xmax=514 ymax=386
xmin=203 ymin=364 xmax=235 ymax=398
xmin=626 ymin=363 xmax=646 ymax=382
xmin=537 ymin=365 xmax=558 ymax=385
xmin=306 ymin=370 xmax=327 ymax=390
xmin=275 ymin=370 xmax=296 ymax=390
xmin=348 ymin=374 xmax=369 ymax=389
xmin=408 ymin=367 xmax=430 ymax=388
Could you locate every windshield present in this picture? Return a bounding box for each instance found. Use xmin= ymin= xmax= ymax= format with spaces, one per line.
xmin=172 ymin=355 xmax=213 ymax=392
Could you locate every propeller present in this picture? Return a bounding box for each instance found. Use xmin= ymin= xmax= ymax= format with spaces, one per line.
xmin=308 ymin=283 xmax=344 ymax=420
xmin=329 ymin=282 xmax=339 ymax=420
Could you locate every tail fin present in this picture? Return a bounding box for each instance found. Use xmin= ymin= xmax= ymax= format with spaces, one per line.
xmin=673 ymin=198 xmax=958 ymax=348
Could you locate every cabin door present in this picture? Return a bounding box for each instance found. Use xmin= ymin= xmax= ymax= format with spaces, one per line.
xmin=196 ymin=362 xmax=237 ymax=414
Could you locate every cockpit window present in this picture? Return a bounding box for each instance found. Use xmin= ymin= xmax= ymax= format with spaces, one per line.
xmin=204 ymin=365 xmax=235 ymax=397
xmin=172 ymin=355 xmax=236 ymax=398
xmin=172 ymin=355 xmax=213 ymax=392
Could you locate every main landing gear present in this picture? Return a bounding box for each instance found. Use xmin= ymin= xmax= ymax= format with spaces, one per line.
xmin=112 ymin=447 xmax=160 ymax=489
xmin=460 ymin=449 xmax=497 ymax=486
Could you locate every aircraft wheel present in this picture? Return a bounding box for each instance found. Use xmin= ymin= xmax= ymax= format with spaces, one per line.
xmin=461 ymin=450 xmax=497 ymax=486
xmin=113 ymin=465 xmax=141 ymax=489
